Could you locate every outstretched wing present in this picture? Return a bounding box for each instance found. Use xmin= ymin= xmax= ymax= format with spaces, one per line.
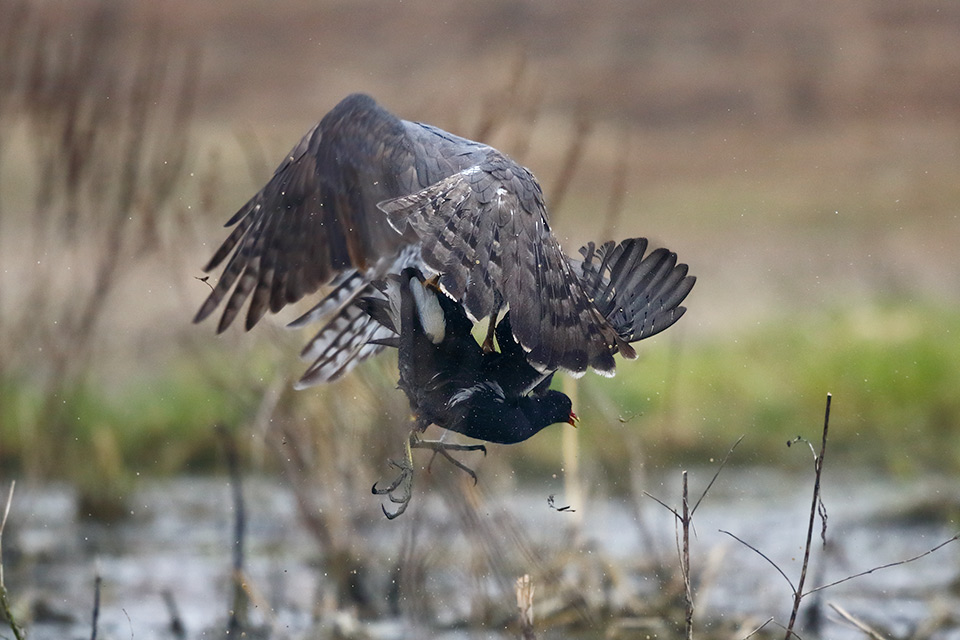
xmin=193 ymin=93 xmax=490 ymax=334
xmin=194 ymin=94 xmax=417 ymax=332
xmin=195 ymin=93 xmax=694 ymax=385
xmin=379 ymin=159 xmax=634 ymax=377
xmin=571 ymin=238 xmax=696 ymax=343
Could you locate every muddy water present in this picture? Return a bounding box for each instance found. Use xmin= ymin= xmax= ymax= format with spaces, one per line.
xmin=4 ymin=469 xmax=958 ymax=640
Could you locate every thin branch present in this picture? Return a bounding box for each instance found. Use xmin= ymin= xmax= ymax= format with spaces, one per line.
xmin=720 ymin=530 xmax=796 ymax=595
xmin=691 ymin=435 xmax=744 ymax=516
xmin=645 ymin=434 xmax=743 ymax=523
xmin=642 ymin=490 xmax=679 ymax=520
xmin=785 ymin=393 xmax=831 ymax=639
xmin=786 ymin=436 xmax=818 ymax=460
xmin=803 ymin=533 xmax=960 ymax=597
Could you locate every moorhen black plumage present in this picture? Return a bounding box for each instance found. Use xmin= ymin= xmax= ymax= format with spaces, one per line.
xmin=360 ymin=268 xmax=578 ymax=517
xmin=364 ymin=268 xmax=578 ymax=443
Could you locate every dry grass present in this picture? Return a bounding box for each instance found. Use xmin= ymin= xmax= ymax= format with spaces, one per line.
xmin=0 ymin=0 xmax=199 ymax=482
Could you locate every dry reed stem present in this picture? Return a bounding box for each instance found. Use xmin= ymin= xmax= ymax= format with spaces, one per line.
xmin=0 ymin=0 xmax=198 ymax=477
xmin=89 ymin=570 xmax=102 ymax=640
xmin=215 ymin=424 xmax=249 ymax=632
xmin=473 ymin=51 xmax=529 ymax=144
xmin=599 ymin=124 xmax=632 ymax=241
xmin=720 ymin=397 xmax=832 ymax=637
xmin=546 ymin=107 xmax=591 ymax=219
xmin=827 ymin=602 xmax=888 ymax=640
xmin=783 ymin=392 xmax=831 ymax=639
xmin=516 ymin=574 xmax=536 ymax=640
xmin=681 ymin=471 xmax=693 ymax=640
xmin=161 ymin=589 xmax=187 ymax=639
xmin=0 ymin=481 xmax=25 ymax=640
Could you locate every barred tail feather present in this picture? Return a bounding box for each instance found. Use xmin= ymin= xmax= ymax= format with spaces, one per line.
xmin=572 ymin=238 xmax=695 ymax=346
xmin=295 ymin=309 xmax=393 ymax=388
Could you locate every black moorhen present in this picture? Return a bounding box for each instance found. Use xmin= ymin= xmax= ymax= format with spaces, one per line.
xmin=361 ymin=268 xmax=578 ymax=517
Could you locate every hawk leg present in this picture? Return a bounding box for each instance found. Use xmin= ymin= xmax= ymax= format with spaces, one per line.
xmin=372 ymin=433 xmax=416 ymax=519
xmin=415 ymin=435 xmax=487 ymax=484
xmin=481 ymin=310 xmax=499 ymax=354
xmin=372 ymin=431 xmax=487 ymax=519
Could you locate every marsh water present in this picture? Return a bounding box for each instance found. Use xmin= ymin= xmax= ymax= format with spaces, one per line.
xmin=5 ymin=468 xmax=958 ymax=640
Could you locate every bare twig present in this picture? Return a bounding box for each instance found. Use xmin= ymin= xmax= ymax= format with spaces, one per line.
xmin=645 ymin=468 xmax=704 ymax=640
xmin=642 ymin=490 xmax=679 ymax=519
xmin=720 ymin=529 xmax=796 ymax=595
xmin=723 ymin=394 xmax=959 ymax=637
xmin=691 ymin=435 xmax=744 ymax=516
xmin=645 ymin=435 xmax=743 ymax=523
xmin=641 ymin=437 xmax=745 ymax=639
xmin=803 ymin=533 xmax=960 ymax=597
xmin=784 ymin=393 xmax=831 ymax=639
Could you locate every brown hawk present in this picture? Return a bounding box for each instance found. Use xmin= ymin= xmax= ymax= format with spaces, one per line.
xmin=194 ymin=94 xmax=694 ymax=386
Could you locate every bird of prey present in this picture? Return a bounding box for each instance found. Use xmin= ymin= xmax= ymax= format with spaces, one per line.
xmin=359 ymin=235 xmax=693 ymax=517
xmin=194 ymin=93 xmax=693 ymax=386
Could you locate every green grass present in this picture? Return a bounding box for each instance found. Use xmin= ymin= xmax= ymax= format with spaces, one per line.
xmin=0 ymin=350 xmax=265 ymax=477
xmin=3 ymin=302 xmax=959 ymax=484
xmin=573 ymin=301 xmax=960 ymax=475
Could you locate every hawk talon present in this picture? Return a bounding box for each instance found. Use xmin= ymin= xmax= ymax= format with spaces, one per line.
xmin=372 ymin=453 xmax=415 ymax=519
xmin=370 ymin=462 xmax=406 ymax=494
xmin=373 ymin=432 xmax=488 ymax=518
xmin=435 ymin=447 xmax=480 ymax=485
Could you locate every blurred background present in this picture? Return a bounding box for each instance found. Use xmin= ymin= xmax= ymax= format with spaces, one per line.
xmin=1 ymin=0 xmax=958 ymax=638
